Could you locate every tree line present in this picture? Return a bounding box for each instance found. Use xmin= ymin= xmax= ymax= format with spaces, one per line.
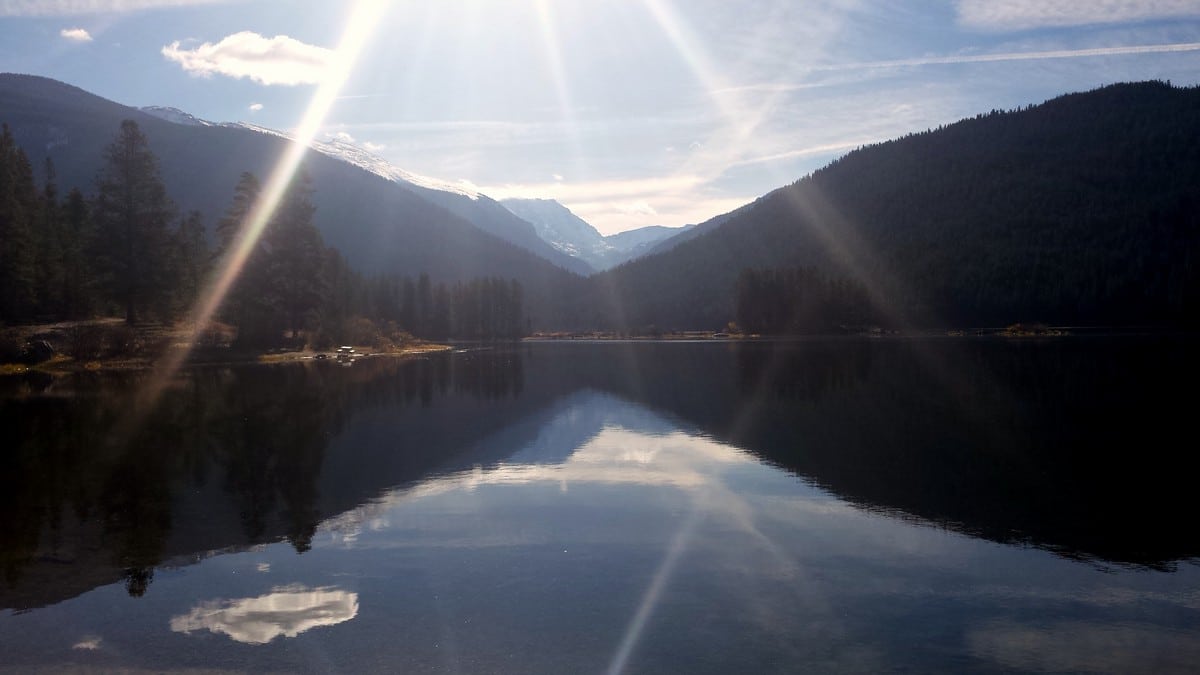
xmin=0 ymin=121 xmax=207 ymax=323
xmin=734 ymin=267 xmax=872 ymax=334
xmin=0 ymin=119 xmax=526 ymax=346
xmin=356 ymin=273 xmax=525 ymax=341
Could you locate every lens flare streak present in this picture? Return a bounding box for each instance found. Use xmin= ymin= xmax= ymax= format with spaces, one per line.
xmin=606 ymin=505 xmax=702 ymax=675
xmin=137 ymin=0 xmax=386 ymax=411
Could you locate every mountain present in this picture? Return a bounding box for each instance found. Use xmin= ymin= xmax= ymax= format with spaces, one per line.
xmin=500 ymin=197 xmax=689 ymax=271
xmin=292 ymin=133 xmax=593 ymax=276
xmin=140 ymin=105 xmax=213 ymax=127
xmin=144 ymin=102 xmax=590 ymax=276
xmin=0 ymin=73 xmax=585 ymax=324
xmin=639 ymin=202 xmax=751 ymax=258
xmin=605 ymin=224 xmax=695 ymax=259
xmin=589 ymin=81 xmax=1200 ymax=330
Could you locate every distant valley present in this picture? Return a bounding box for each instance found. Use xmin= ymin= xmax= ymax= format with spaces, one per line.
xmin=499 ymin=198 xmax=692 ymax=271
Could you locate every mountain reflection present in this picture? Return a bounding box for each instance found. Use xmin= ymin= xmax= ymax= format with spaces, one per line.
xmin=535 ymin=339 xmax=1200 ymax=568
xmin=2 ymin=338 xmax=1198 ymax=613
xmin=170 ymin=585 xmax=358 ymax=644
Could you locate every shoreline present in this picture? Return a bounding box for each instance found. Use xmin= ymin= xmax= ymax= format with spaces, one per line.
xmin=0 ymin=318 xmax=453 ymax=376
xmin=5 ymin=320 xmax=1192 ymax=377
xmin=0 ymin=343 xmax=453 ymax=377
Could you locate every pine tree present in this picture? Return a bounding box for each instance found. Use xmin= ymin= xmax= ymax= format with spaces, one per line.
xmin=92 ymin=120 xmax=177 ymax=323
xmin=265 ymin=173 xmax=327 ymax=342
xmin=34 ymin=158 xmax=64 ymax=317
xmin=60 ymin=188 xmax=92 ymax=319
xmin=214 ymin=171 xmax=260 ymax=259
xmin=215 ymin=172 xmax=271 ymax=343
xmin=172 ymin=210 xmax=209 ymax=312
xmin=0 ymin=125 xmax=37 ymax=322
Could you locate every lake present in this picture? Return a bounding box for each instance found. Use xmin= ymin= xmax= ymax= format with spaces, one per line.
xmin=1 ymin=338 xmax=1198 ymax=673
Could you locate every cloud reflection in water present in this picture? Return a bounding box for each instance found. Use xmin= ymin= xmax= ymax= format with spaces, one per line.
xmin=169 ymin=585 xmax=358 ymax=644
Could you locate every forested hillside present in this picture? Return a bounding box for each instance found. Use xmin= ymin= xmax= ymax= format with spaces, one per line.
xmin=0 ymin=74 xmax=584 ymax=325
xmin=4 ymin=77 xmax=1198 ymax=334
xmin=0 ymin=119 xmax=528 ymax=349
xmin=590 ymin=82 xmax=1200 ymax=330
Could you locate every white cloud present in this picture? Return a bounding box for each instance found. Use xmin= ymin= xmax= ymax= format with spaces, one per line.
xmin=248 ymin=102 xmax=263 ymax=112
xmin=59 ymin=27 xmax=92 ymax=41
xmin=481 ymin=174 xmax=708 ymax=204
xmin=362 ymin=141 xmax=385 ymax=152
xmin=616 ymin=200 xmax=657 ymax=216
xmin=162 ymin=31 xmax=333 ymax=86
xmin=71 ymin=635 xmax=102 ymax=650
xmin=170 ymin=586 xmax=358 ymax=644
xmin=957 ymin=0 xmax=1200 ymax=31
xmin=1 ymin=0 xmax=225 ymax=15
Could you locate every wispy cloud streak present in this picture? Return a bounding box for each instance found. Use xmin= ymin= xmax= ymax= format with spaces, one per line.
xmin=0 ymin=0 xmax=225 ymax=15
xmin=957 ymin=0 xmax=1200 ymax=31
xmin=812 ymin=42 xmax=1200 ymax=76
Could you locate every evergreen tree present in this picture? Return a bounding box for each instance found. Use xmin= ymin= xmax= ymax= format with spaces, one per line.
xmin=265 ymin=173 xmax=327 ymax=341
xmin=0 ymin=125 xmax=37 ymax=322
xmin=92 ymin=120 xmax=176 ymax=323
xmin=416 ymin=273 xmax=432 ymax=336
xmin=400 ymin=277 xmax=416 ymax=330
xmin=60 ymin=188 xmax=92 ymax=318
xmin=33 ymin=158 xmax=65 ymax=317
xmin=172 ymin=210 xmax=209 ymax=312
xmin=214 ymin=171 xmax=260 ymax=259
xmin=215 ymin=172 xmax=272 ymax=342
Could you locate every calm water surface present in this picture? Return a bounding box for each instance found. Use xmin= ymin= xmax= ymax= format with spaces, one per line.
xmin=1 ymin=339 xmax=1198 ymax=673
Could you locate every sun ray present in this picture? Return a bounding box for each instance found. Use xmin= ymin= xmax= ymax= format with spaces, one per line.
xmin=637 ymin=0 xmax=797 ymax=208
xmin=534 ymin=0 xmax=587 ymax=182
xmin=606 ymin=505 xmax=701 ymax=675
xmin=132 ymin=0 xmax=387 ymax=414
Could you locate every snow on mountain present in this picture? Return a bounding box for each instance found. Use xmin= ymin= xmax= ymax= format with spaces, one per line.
xmin=501 ymin=198 xmax=608 ymax=260
xmin=139 ymin=106 xmax=214 ymax=127
xmin=309 ymin=134 xmax=481 ymax=200
xmin=500 ymin=198 xmax=689 ymax=271
xmin=141 ymin=105 xmax=611 ymax=275
xmin=219 ymin=123 xmax=482 ymax=200
xmin=143 ymin=109 xmax=480 ymax=200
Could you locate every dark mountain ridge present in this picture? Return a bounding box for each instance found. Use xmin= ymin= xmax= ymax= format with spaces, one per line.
xmin=5 ymin=76 xmax=1197 ymax=331
xmin=591 ymin=81 xmax=1200 ymax=330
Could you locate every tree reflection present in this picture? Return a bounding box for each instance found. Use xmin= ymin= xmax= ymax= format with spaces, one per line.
xmin=0 ymin=348 xmax=529 ymax=608
xmin=575 ymin=338 xmax=1200 ymax=569
xmin=3 ymin=338 xmax=1196 ymax=612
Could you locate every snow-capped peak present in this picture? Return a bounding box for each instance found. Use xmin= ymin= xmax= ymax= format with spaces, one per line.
xmin=312 ymin=133 xmax=480 ymax=200
xmin=140 ymin=106 xmax=214 ymax=127
xmin=222 ymin=121 xmax=480 ymax=200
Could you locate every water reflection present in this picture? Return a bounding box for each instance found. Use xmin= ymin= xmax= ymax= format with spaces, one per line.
xmin=170 ymin=585 xmax=358 ymax=644
xmin=0 ymin=350 xmax=533 ymax=609
xmin=967 ymin=620 xmax=1200 ymax=674
xmin=542 ymin=339 xmax=1200 ymax=568
xmin=1 ymin=341 xmax=1198 ymax=673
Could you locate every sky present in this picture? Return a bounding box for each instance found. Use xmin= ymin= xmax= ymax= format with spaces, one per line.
xmin=1 ymin=1 xmax=1199 ymax=235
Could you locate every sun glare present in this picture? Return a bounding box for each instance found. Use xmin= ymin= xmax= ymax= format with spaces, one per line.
xmin=135 ymin=0 xmax=387 ymax=411
xmin=534 ymin=0 xmax=586 ymax=180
